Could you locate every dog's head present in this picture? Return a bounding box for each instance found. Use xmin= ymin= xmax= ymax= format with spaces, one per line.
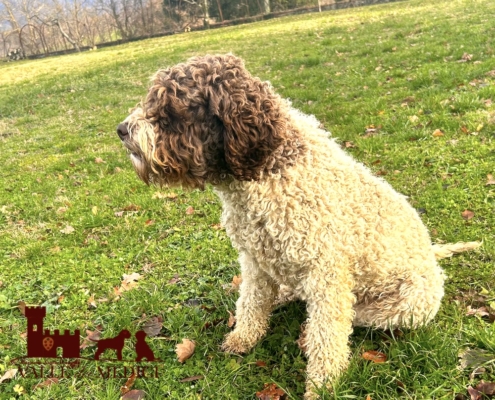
xmin=117 ymin=54 xmax=294 ymax=189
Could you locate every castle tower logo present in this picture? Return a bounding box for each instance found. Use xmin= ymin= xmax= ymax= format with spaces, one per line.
xmin=26 ymin=306 xmax=80 ymax=358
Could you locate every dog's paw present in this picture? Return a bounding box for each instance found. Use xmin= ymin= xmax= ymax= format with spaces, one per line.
xmin=221 ymin=332 xmax=249 ymax=354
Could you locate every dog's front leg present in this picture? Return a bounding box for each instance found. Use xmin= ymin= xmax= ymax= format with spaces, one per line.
xmin=302 ymin=265 xmax=355 ymax=399
xmin=222 ymin=251 xmax=278 ymax=354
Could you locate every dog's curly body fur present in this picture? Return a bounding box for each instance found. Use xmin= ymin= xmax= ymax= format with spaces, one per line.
xmin=118 ymin=54 xmax=468 ymax=398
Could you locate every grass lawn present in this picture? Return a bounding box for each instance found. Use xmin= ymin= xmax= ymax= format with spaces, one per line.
xmin=1 ymin=0 xmax=495 ymax=398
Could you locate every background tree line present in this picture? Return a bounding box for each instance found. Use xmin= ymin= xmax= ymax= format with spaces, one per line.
xmin=0 ymin=0 xmax=343 ymax=58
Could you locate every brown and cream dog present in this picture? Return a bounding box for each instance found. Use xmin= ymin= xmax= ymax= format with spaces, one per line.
xmin=116 ymin=54 xmax=479 ymax=398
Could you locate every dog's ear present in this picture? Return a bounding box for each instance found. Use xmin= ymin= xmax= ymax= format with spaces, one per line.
xmin=206 ymin=54 xmax=287 ymax=181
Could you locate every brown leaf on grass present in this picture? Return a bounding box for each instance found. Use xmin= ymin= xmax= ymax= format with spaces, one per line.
xmin=256 ymin=360 xmax=267 ymax=367
xmin=33 ymin=378 xmax=59 ymax=390
xmin=120 ymin=372 xmax=137 ymax=395
xmin=468 ymin=381 xmax=495 ymax=400
xmin=256 ymin=383 xmax=286 ymax=400
xmin=179 ymin=375 xmax=203 ymax=382
xmin=458 ymin=53 xmax=473 ymax=63
xmin=18 ymin=300 xmax=26 ymax=316
xmin=466 ymin=306 xmax=491 ymax=317
xmin=122 ymin=389 xmax=146 ymax=400
xmin=466 ymin=306 xmax=495 ymax=322
xmin=432 ymin=129 xmax=444 ymax=137
xmin=87 ymin=295 xmax=97 ymax=309
xmin=185 ymin=206 xmax=195 ymax=215
xmin=461 ymin=126 xmax=470 ymax=134
xmin=119 ymin=273 xmax=143 ymax=292
xmin=95 ymin=157 xmax=104 ymax=164
xmin=152 ymin=192 xmax=178 ymax=200
xmin=232 ymin=275 xmax=242 ymax=291
xmin=211 ymin=223 xmax=223 ymax=230
xmin=486 ymin=174 xmax=495 ymax=185
xmin=114 ymin=211 xmax=124 ymax=217
xmin=123 ymin=204 xmax=141 ymax=212
xmin=486 ymin=70 xmax=495 ymax=77
xmin=362 ymin=125 xmax=381 ymax=138
xmin=144 ymin=219 xmax=154 ymax=226
xmin=80 ymin=325 xmax=103 ymax=349
xmin=175 ymin=339 xmax=195 ymax=363
xmin=362 ymin=350 xmax=387 ymax=363
xmin=142 ymin=316 xmax=163 ymax=337
xmin=227 ymin=311 xmax=236 ymax=328
xmin=168 ymin=274 xmax=181 ymax=284
xmin=0 ymin=369 xmax=17 ymax=384
xmin=344 ymin=141 xmax=356 ymax=148
xmin=296 ymin=322 xmax=307 ymax=353
xmin=458 ymin=348 xmax=495 ymax=370
xmin=461 ymin=210 xmax=475 ymax=220
xmin=60 ymin=225 xmax=75 ymax=234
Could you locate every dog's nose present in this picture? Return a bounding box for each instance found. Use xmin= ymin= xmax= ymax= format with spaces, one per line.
xmin=117 ymin=123 xmax=129 ymax=140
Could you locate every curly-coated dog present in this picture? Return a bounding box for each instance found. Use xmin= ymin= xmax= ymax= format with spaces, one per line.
xmin=116 ymin=54 xmax=479 ymax=398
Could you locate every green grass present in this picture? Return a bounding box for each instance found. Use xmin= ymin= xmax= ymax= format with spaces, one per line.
xmin=1 ymin=0 xmax=495 ymax=398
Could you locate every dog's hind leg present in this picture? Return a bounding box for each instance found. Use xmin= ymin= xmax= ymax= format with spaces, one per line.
xmin=221 ymin=251 xmax=278 ymax=354
xmin=353 ymin=268 xmax=445 ymax=329
xmin=302 ymin=261 xmax=355 ymax=399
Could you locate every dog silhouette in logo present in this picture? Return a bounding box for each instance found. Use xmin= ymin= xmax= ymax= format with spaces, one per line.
xmin=135 ymin=330 xmax=155 ymax=361
xmin=93 ymin=329 xmax=131 ymax=360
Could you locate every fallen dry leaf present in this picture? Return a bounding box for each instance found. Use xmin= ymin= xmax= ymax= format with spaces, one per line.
xmin=120 ymin=372 xmax=137 ymax=395
xmin=18 ymin=300 xmax=26 ymax=316
xmin=296 ymin=322 xmax=308 ymax=352
xmin=362 ymin=350 xmax=387 ymax=363
xmin=432 ymin=129 xmax=444 ymax=137
xmin=144 ymin=219 xmax=154 ymax=226
xmin=468 ymin=381 xmax=495 ymax=400
xmin=227 ymin=311 xmax=236 ymax=328
xmin=168 ymin=274 xmax=180 ymax=284
xmin=122 ymin=389 xmax=146 ymax=400
xmin=175 ymin=339 xmax=195 ymax=363
xmin=231 ymin=275 xmax=242 ymax=291
xmin=60 ymin=225 xmax=75 ymax=234
xmin=486 ymin=174 xmax=495 ymax=185
xmin=185 ymin=206 xmax=195 ymax=215
xmin=0 ymin=369 xmax=17 ymax=384
xmin=179 ymin=375 xmax=203 ymax=382
xmin=256 ymin=383 xmax=286 ymax=400
xmin=120 ymin=273 xmax=143 ymax=292
xmin=461 ymin=210 xmax=475 ymax=220
xmin=458 ymin=348 xmax=495 ymax=370
xmin=33 ymin=378 xmax=59 ymax=390
xmin=87 ymin=295 xmax=97 ymax=309
xmin=256 ymin=360 xmax=267 ymax=367
xmin=344 ymin=141 xmax=356 ymax=148
xmin=123 ymin=204 xmax=141 ymax=212
xmin=142 ymin=316 xmax=163 ymax=337
xmin=80 ymin=325 xmax=103 ymax=349
xmin=95 ymin=157 xmax=104 ymax=164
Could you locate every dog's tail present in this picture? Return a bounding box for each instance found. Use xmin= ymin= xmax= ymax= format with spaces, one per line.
xmin=432 ymin=241 xmax=482 ymax=259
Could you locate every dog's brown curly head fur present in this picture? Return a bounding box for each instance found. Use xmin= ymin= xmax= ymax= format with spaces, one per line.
xmin=117 ymin=54 xmax=303 ymax=189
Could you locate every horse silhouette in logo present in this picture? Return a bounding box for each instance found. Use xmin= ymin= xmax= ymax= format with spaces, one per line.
xmin=135 ymin=331 xmax=155 ymax=361
xmin=93 ymin=330 xmax=131 ymax=360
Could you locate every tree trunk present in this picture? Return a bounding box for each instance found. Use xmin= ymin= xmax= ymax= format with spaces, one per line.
xmin=54 ymin=19 xmax=80 ymax=51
